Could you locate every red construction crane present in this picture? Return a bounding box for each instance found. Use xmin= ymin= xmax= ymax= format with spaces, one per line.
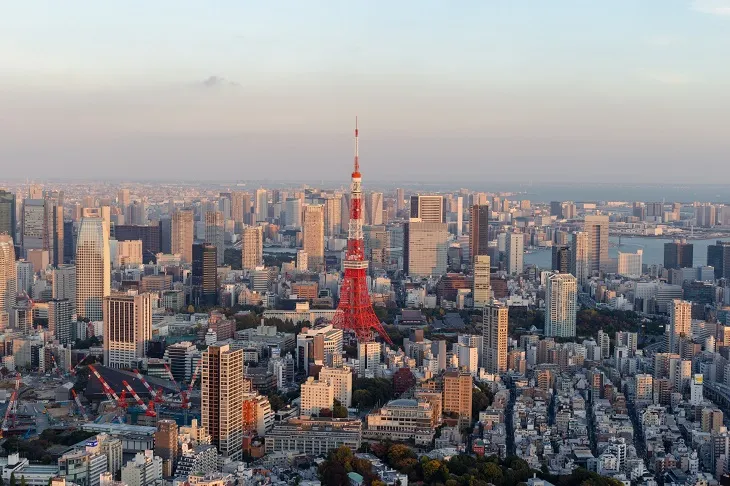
xmin=180 ymin=360 xmax=202 ymax=408
xmin=163 ymin=364 xmax=182 ymax=394
xmin=88 ymin=365 xmax=120 ymax=402
xmin=49 ymin=354 xmax=63 ymax=377
xmin=122 ymin=380 xmax=156 ymax=417
xmin=1 ymin=373 xmax=22 ymax=437
xmin=132 ymin=369 xmax=157 ymax=399
xmin=69 ymin=354 xmax=91 ymax=377
xmin=71 ymin=389 xmax=89 ymax=421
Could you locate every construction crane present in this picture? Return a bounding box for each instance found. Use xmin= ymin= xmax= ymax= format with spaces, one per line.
xmin=69 ymin=354 xmax=92 ymax=377
xmin=1 ymin=373 xmax=22 ymax=437
xmin=49 ymin=354 xmax=63 ymax=377
xmin=132 ymin=369 xmax=158 ymax=399
xmin=71 ymin=389 xmax=89 ymax=421
xmin=163 ymin=364 xmax=182 ymax=394
xmin=122 ymin=380 xmax=156 ymax=417
xmin=181 ymin=360 xmax=202 ymax=409
xmin=88 ymin=365 xmax=120 ymax=402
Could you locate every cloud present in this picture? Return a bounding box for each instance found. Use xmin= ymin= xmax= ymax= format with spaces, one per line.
xmin=200 ymin=76 xmax=240 ymax=88
xmin=691 ymin=0 xmax=730 ymax=15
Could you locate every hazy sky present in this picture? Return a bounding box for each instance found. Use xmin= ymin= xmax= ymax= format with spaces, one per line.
xmin=1 ymin=1 xmax=729 ymax=183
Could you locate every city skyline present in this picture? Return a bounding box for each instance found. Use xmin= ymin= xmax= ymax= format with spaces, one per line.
xmin=1 ymin=1 xmax=729 ymax=183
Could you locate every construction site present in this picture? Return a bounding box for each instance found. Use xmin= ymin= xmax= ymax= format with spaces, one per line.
xmin=0 ymin=357 xmax=202 ymax=446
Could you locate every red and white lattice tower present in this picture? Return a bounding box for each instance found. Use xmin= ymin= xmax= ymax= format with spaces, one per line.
xmin=332 ymin=118 xmax=392 ymax=345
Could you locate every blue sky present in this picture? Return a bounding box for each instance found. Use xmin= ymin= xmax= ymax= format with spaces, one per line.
xmin=1 ymin=1 xmax=729 ymax=183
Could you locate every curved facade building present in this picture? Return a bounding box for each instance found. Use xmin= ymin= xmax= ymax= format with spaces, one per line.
xmin=0 ymin=235 xmax=16 ymax=330
xmin=76 ymin=214 xmax=110 ymax=321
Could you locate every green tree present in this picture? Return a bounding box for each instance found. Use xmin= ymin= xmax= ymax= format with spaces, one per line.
xmin=482 ymin=462 xmax=503 ymax=484
xmin=19 ymin=477 xmax=26 ymax=486
xmin=422 ymin=460 xmax=443 ymax=482
xmin=9 ymin=473 xmax=15 ymax=486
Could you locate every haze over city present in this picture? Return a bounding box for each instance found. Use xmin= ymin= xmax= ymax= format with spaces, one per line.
xmin=2 ymin=1 xmax=730 ymax=183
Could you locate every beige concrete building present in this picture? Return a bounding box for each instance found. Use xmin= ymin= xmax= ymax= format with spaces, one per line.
xmin=669 ymin=299 xmax=691 ymax=354
xmin=201 ymin=344 xmax=244 ymax=460
xmin=320 ymin=367 xmax=353 ymax=407
xmin=241 ymin=226 xmax=263 ymax=271
xmin=300 ymin=376 xmax=333 ymax=417
xmin=472 ymin=254 xmax=491 ymax=308
xmin=172 ymin=209 xmax=194 ymax=263
xmin=364 ymin=398 xmax=434 ymax=446
xmin=0 ymin=235 xmax=16 ymax=331
xmin=404 ymin=221 xmax=449 ymax=278
xmin=443 ymin=369 xmax=472 ymax=426
xmin=303 ymin=205 xmax=324 ymax=272
xmin=584 ymin=215 xmax=609 ymax=272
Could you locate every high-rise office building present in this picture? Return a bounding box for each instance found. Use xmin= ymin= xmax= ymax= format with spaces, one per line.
xmin=571 ymin=232 xmax=589 ymax=285
xmin=545 ymin=273 xmax=577 ymax=338
xmin=103 ymin=292 xmax=152 ymax=368
xmin=76 ymin=211 xmax=110 ymax=322
xmin=365 ymin=192 xmax=384 ymax=226
xmin=21 ymin=199 xmax=45 ymax=254
xmin=550 ymin=201 xmax=563 ymax=218
xmin=192 ymin=243 xmax=217 ymax=307
xmin=114 ymin=224 xmax=160 ymax=263
xmin=241 ymin=226 xmax=263 ymax=271
xmin=707 ymin=241 xmax=730 ymax=279
xmin=483 ymin=302 xmax=507 ymax=373
xmin=201 ymin=344 xmax=244 ymax=460
xmin=172 ymin=209 xmax=194 ymax=264
xmin=0 ymin=190 xmax=16 ymax=238
xmin=552 ymin=245 xmax=571 ymax=274
xmin=204 ymin=211 xmax=224 ymax=266
xmin=618 ymin=250 xmax=643 ymax=277
xmin=323 ymin=196 xmax=341 ymax=237
xmin=52 ymin=264 xmax=76 ymax=313
xmin=505 ymin=232 xmax=524 ymax=275
xmin=403 ymin=221 xmax=449 ymax=278
xmin=584 ymin=215 xmax=609 ymax=272
xmin=669 ymin=299 xmax=691 ymax=354
xmin=410 ymin=195 xmax=445 ymax=223
xmin=230 ymin=192 xmax=247 ymax=229
xmin=469 ymin=205 xmax=489 ymax=261
xmin=303 ymin=205 xmax=324 ymax=272
xmin=117 ymin=189 xmax=130 ymax=208
xmin=48 ymin=298 xmax=72 ymax=344
xmin=472 ymin=255 xmax=491 ymax=309
xmin=455 ymin=196 xmax=463 ymax=238
xmin=664 ymin=240 xmax=693 ymax=270
xmin=0 ymin=235 xmax=16 ymax=330
xmin=255 ymin=189 xmax=268 ymax=223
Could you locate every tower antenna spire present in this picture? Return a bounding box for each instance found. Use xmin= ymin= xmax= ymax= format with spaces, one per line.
xmin=354 ymin=116 xmax=360 ymax=175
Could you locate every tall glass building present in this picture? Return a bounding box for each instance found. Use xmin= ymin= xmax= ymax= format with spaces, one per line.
xmin=75 ymin=211 xmax=110 ymax=321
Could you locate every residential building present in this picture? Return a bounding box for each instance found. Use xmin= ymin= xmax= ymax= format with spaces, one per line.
xmin=192 ymin=243 xmax=217 ymax=307
xmin=303 ymin=205 xmax=325 ymax=272
xmin=300 ymin=377 xmax=334 ymax=417
xmin=171 ymin=209 xmax=194 ymax=264
xmin=505 ymin=232 xmax=524 ymax=275
xmin=584 ymin=215 xmax=609 ymax=272
xmin=103 ymin=292 xmax=152 ymax=368
xmin=320 ymin=367 xmax=353 ymax=407
xmin=470 ymin=204 xmax=489 ymax=260
xmin=443 ymin=369 xmax=472 ymax=426
xmin=241 ymin=226 xmax=263 ymax=271
xmin=483 ymin=302 xmax=508 ymax=373
xmin=0 ymin=235 xmax=16 ymax=330
xmin=472 ymin=255 xmax=491 ymax=309
xmin=121 ymin=450 xmax=162 ymax=486
xmin=545 ymin=273 xmax=577 ymax=338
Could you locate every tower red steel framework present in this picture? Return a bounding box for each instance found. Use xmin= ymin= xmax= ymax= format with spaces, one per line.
xmin=332 ymin=119 xmax=392 ymax=345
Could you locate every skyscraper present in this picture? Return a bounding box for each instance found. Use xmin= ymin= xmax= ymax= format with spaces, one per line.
xmin=241 ymin=226 xmax=263 ymax=271
xmin=21 ymin=199 xmax=46 ymax=255
xmin=483 ymin=302 xmax=507 ymax=373
xmin=469 ymin=204 xmax=489 ymax=261
xmin=365 ymin=192 xmax=383 ymax=226
xmin=103 ymin=292 xmax=152 ymax=368
xmin=284 ymin=198 xmax=302 ymax=228
xmin=668 ymin=299 xmax=691 ymax=354
xmin=255 ymin=189 xmax=268 ymax=223
xmin=154 ymin=420 xmax=178 ymax=478
xmin=76 ymin=211 xmax=110 ymax=322
xmin=0 ymin=235 xmax=16 ymax=330
xmin=171 ymin=209 xmax=194 ymax=264
xmin=545 ymin=273 xmax=577 ymax=338
xmin=48 ymin=298 xmax=72 ymax=344
xmin=664 ymin=240 xmax=693 ymax=270
xmin=114 ymin=224 xmax=160 ymax=263
xmin=323 ymin=196 xmax=342 ymax=238
xmin=550 ymin=201 xmax=563 ymax=218
xmin=456 ymin=196 xmax=463 ymax=238
xmin=303 ymin=205 xmax=324 ymax=272
xmin=618 ymin=250 xmax=643 ymax=277
xmin=505 ymin=232 xmax=524 ymax=275
xmin=570 ymin=231 xmax=589 ymax=285
xmin=201 ymin=344 xmax=244 ymax=461
xmin=707 ymin=240 xmax=730 ymax=279
xmin=472 ymin=255 xmax=491 ymax=309
xmin=403 ymin=221 xmax=449 ymax=278
xmin=204 ymin=211 xmax=224 ymax=266
xmin=0 ymin=190 xmax=16 ymax=238
xmin=584 ymin=215 xmax=609 ymax=272
xmin=52 ymin=264 xmax=76 ymax=313
xmin=192 ymin=243 xmax=217 ymax=307
xmin=410 ymin=195 xmax=445 ymax=223
xmin=552 ymin=245 xmax=571 ymax=274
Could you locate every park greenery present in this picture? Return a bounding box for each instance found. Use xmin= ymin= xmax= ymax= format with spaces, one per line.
xmin=319 ymin=444 xmax=626 ymax=486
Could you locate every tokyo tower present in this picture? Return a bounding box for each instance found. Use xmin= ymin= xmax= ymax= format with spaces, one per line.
xmin=332 ymin=119 xmax=393 ymax=345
